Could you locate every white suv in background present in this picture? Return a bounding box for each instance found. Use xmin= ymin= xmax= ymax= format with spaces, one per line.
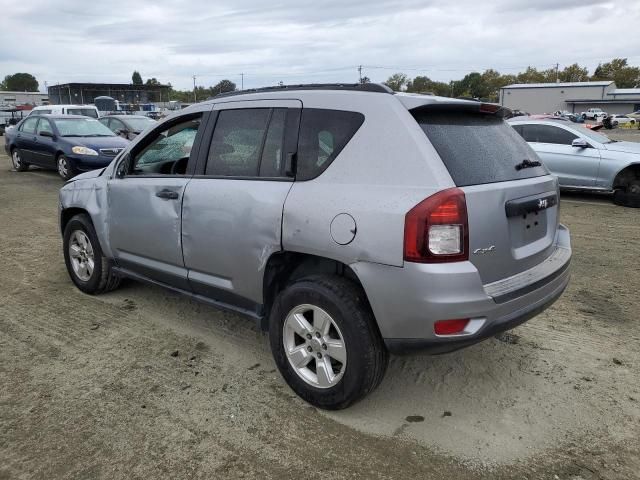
xmin=581 ymin=108 xmax=608 ymax=121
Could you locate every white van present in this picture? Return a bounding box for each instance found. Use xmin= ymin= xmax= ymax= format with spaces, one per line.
xmin=28 ymin=105 xmax=100 ymax=118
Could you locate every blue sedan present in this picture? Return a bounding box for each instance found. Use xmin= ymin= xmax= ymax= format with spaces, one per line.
xmin=5 ymin=114 xmax=129 ymax=180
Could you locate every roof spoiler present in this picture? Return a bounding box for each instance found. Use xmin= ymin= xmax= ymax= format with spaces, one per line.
xmin=410 ymin=101 xmax=512 ymax=119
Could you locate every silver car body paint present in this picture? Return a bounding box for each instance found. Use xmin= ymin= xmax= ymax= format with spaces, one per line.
xmin=60 ymin=89 xmax=571 ymax=347
xmin=509 ymin=119 xmax=640 ymax=190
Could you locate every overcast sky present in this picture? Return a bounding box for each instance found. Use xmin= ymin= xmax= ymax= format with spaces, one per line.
xmin=1 ymin=0 xmax=639 ymax=91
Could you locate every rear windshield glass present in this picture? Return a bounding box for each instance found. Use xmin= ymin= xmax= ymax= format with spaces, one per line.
xmin=66 ymin=108 xmax=98 ymax=118
xmin=415 ymin=111 xmax=548 ymax=186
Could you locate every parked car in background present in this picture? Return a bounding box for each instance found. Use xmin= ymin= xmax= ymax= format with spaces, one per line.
xmin=581 ymin=108 xmax=608 ymax=120
xmin=99 ymin=115 xmax=157 ymax=140
xmin=509 ymin=118 xmax=640 ymax=207
xmin=28 ymin=105 xmax=100 ymax=119
xmin=553 ymin=110 xmax=584 ymax=123
xmin=58 ymin=84 xmax=571 ymax=409
xmin=627 ymin=110 xmax=640 ymax=119
xmin=5 ymin=114 xmax=129 ymax=180
xmin=609 ymin=114 xmax=636 ymax=127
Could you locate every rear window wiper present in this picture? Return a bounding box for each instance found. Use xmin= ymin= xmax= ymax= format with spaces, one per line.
xmin=515 ymin=159 xmax=542 ymax=171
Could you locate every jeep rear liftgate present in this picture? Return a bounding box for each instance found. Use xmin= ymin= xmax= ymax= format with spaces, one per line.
xmin=413 ymin=106 xmax=560 ymax=284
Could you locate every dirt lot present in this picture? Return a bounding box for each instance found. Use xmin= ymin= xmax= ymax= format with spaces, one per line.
xmin=1 ymin=135 xmax=639 ymax=479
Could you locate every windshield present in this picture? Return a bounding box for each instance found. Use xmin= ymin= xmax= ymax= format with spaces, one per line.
xmin=125 ymin=117 xmax=156 ymax=132
xmin=578 ymin=127 xmax=613 ymax=144
xmin=66 ymin=108 xmax=98 ymax=119
xmin=54 ymin=118 xmax=116 ymax=137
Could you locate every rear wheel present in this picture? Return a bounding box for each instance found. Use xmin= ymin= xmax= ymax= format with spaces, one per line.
xmin=57 ymin=154 xmax=77 ymax=180
xmin=11 ymin=148 xmax=29 ymax=172
xmin=269 ymin=275 xmax=388 ymax=410
xmin=63 ymin=214 xmax=121 ymax=294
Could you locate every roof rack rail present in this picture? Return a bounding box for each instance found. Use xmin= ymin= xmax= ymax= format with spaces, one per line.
xmin=210 ymin=82 xmax=393 ymax=99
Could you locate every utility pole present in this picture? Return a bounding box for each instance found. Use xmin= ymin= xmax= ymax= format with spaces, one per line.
xmin=193 ymin=75 xmax=197 ymax=103
xmin=555 ymin=63 xmax=560 ymax=83
xmin=240 ymin=73 xmax=244 ymax=91
xmin=358 ymin=65 xmax=363 ymax=83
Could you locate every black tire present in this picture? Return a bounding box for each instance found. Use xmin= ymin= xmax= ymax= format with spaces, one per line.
xmin=63 ymin=214 xmax=121 ymax=294
xmin=57 ymin=154 xmax=77 ymax=181
xmin=613 ymin=184 xmax=640 ymax=208
xmin=269 ymin=275 xmax=388 ymax=410
xmin=582 ymin=114 xmax=587 ymax=120
xmin=10 ymin=148 xmax=29 ymax=172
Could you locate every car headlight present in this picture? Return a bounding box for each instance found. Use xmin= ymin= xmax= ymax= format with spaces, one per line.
xmin=71 ymin=146 xmax=99 ymax=156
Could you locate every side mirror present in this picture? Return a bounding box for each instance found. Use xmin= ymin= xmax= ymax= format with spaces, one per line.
xmin=115 ymin=154 xmax=130 ymax=179
xmin=39 ymin=130 xmax=55 ymax=138
xmin=572 ymin=138 xmax=589 ymax=148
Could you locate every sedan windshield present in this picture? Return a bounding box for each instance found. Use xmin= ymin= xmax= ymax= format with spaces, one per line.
xmin=54 ymin=118 xmax=116 ymax=137
xmin=578 ymin=127 xmax=614 ymax=144
xmin=125 ymin=117 xmax=157 ymax=132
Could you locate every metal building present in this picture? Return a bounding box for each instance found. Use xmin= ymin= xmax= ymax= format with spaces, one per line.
xmin=0 ymin=91 xmax=49 ymax=106
xmin=499 ymin=81 xmax=640 ymax=115
xmin=47 ymin=82 xmax=171 ymax=106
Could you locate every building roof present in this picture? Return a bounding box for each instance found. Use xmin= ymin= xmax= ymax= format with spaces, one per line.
xmin=501 ymin=81 xmax=613 ymax=89
xmin=608 ymin=88 xmax=640 ymax=95
xmin=0 ymin=90 xmax=48 ymax=95
xmin=48 ymin=82 xmax=170 ymax=89
xmin=565 ymin=99 xmax=640 ymax=104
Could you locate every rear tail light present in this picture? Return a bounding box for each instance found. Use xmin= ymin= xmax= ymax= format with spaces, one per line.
xmin=404 ymin=188 xmax=469 ymax=263
xmin=434 ymin=319 xmax=470 ymax=335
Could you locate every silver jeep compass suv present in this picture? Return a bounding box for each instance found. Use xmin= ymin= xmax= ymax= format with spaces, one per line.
xmin=59 ymin=83 xmax=571 ymax=409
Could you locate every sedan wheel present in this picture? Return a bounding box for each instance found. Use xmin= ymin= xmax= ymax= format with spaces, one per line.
xmin=57 ymin=155 xmax=75 ymax=180
xmin=11 ymin=149 xmax=29 ymax=172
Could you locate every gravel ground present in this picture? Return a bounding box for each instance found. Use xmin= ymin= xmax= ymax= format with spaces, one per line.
xmin=0 ymin=136 xmax=639 ymax=479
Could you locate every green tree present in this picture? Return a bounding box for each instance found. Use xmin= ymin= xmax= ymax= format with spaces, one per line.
xmin=211 ymin=79 xmax=236 ymax=95
xmin=359 ymin=76 xmax=371 ymax=84
xmin=406 ymin=76 xmax=450 ymax=96
xmin=559 ymin=63 xmax=589 ymax=82
xmin=592 ymin=58 xmax=640 ymax=88
xmin=383 ymin=73 xmax=409 ymax=92
xmin=145 ymin=77 xmax=161 ymax=86
xmin=132 ymin=71 xmax=143 ymax=85
xmin=2 ymin=73 xmax=39 ymax=91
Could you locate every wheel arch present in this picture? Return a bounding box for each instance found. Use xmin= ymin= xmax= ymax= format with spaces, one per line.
xmin=60 ymin=207 xmax=92 ymax=236
xmin=261 ymin=251 xmax=375 ymax=332
xmin=613 ymin=163 xmax=640 ymax=190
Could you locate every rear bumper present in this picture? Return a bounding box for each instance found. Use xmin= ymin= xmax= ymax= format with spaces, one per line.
xmin=353 ymin=224 xmax=571 ymax=355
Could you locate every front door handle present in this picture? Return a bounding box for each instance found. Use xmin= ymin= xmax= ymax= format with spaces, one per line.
xmin=155 ymin=189 xmax=180 ymax=200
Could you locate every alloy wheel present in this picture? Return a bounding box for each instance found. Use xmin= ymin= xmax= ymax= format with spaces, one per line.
xmin=58 ymin=157 xmax=68 ymax=179
xmin=283 ymin=304 xmax=347 ymax=389
xmin=68 ymin=230 xmax=95 ymax=281
xmin=11 ymin=150 xmax=21 ymax=169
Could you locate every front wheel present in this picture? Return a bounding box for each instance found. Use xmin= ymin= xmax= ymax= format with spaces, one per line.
xmin=269 ymin=275 xmax=388 ymax=410
xmin=11 ymin=148 xmax=29 ymax=171
xmin=63 ymin=214 xmax=121 ymax=294
xmin=57 ymin=154 xmax=77 ymax=181
xmin=613 ymin=180 xmax=640 ymax=208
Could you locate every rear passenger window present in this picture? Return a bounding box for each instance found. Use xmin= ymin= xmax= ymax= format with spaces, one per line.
xmin=520 ymin=124 xmax=577 ymax=145
xmin=296 ymin=109 xmax=364 ymax=181
xmin=206 ymin=109 xmax=271 ymax=177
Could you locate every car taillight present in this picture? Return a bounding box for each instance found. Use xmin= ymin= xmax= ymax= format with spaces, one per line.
xmin=434 ymin=318 xmax=470 ymax=335
xmin=404 ymin=188 xmax=469 ymax=263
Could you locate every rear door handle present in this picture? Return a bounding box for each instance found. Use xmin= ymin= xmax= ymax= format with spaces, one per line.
xmin=155 ymin=189 xmax=180 ymax=200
